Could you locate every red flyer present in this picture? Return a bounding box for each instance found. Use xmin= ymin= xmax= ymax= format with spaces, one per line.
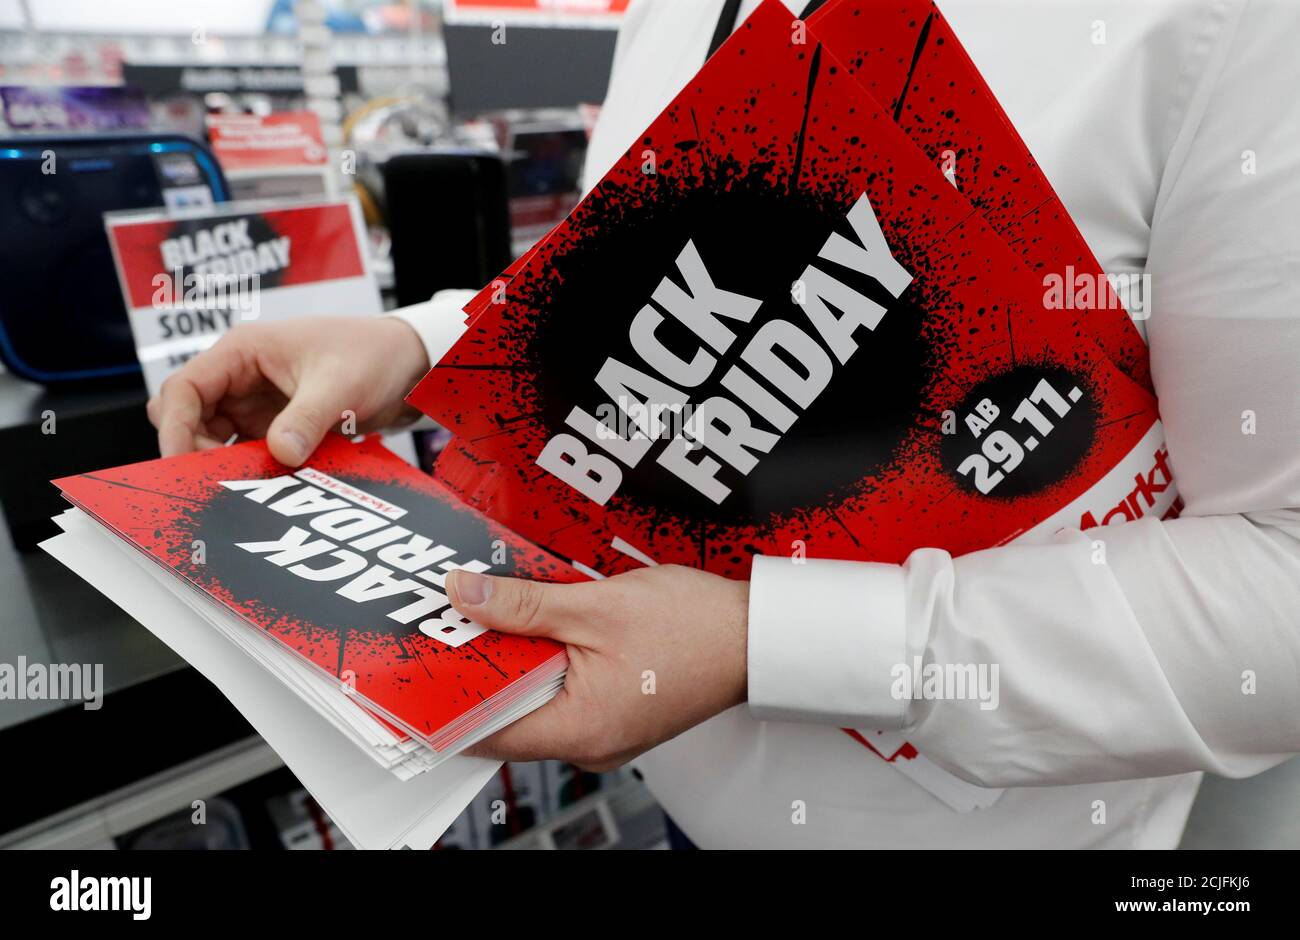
xmin=408 ymin=0 xmax=1162 ymax=580
xmin=53 ymin=436 xmax=576 ymax=750
xmin=458 ymin=0 xmax=1150 ymax=388
xmin=810 ymin=0 xmax=1150 ymax=391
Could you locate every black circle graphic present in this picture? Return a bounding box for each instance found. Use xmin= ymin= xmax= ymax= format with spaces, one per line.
xmin=939 ymin=363 xmax=1097 ymax=499
xmin=183 ymin=478 xmax=500 ymax=640
xmin=528 ymin=166 xmax=930 ymax=525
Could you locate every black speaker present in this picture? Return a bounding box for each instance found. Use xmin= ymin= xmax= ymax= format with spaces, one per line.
xmin=0 ymin=134 xmax=227 ymax=386
xmin=381 ymin=152 xmax=513 ymax=308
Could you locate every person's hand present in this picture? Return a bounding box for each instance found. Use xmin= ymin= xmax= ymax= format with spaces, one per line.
xmin=146 ymin=317 xmax=429 ymax=466
xmin=446 ymin=564 xmax=749 ymax=771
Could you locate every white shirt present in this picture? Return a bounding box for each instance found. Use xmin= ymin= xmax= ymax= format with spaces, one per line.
xmin=397 ymin=0 xmax=1300 ymax=848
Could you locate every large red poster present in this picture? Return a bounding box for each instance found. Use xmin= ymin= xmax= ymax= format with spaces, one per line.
xmin=408 ymin=0 xmax=1161 ymax=580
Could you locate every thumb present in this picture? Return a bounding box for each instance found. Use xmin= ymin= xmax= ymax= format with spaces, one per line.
xmin=266 ymin=369 xmax=354 ymax=467
xmin=446 ymin=570 xmax=580 ymax=642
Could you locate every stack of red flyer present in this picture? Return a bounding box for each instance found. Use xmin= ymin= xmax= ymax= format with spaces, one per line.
xmin=43 ymin=435 xmax=578 ymax=848
xmin=406 ymin=0 xmax=1179 ymax=810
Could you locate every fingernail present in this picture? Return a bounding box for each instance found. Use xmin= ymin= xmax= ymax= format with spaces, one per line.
xmin=280 ymin=429 xmax=308 ymax=464
xmin=453 ymin=570 xmax=492 ymax=606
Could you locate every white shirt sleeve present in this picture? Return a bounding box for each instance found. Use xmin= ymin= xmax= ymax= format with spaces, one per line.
xmin=388 ymin=289 xmax=475 ymax=367
xmin=747 ymin=0 xmax=1300 ymax=789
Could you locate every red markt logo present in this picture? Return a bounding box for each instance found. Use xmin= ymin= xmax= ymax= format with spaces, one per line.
xmin=1079 ymin=445 xmax=1182 ymax=529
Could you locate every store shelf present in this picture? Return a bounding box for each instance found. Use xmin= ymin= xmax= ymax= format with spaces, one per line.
xmin=0 ymin=737 xmax=281 ymax=849
xmin=494 ymin=776 xmax=665 ymax=851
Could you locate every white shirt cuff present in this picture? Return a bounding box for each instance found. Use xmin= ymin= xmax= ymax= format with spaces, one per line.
xmin=747 ymin=555 xmax=908 ymax=729
xmin=387 ymin=290 xmax=474 ymax=433
xmin=387 ymin=289 xmax=475 ymax=368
